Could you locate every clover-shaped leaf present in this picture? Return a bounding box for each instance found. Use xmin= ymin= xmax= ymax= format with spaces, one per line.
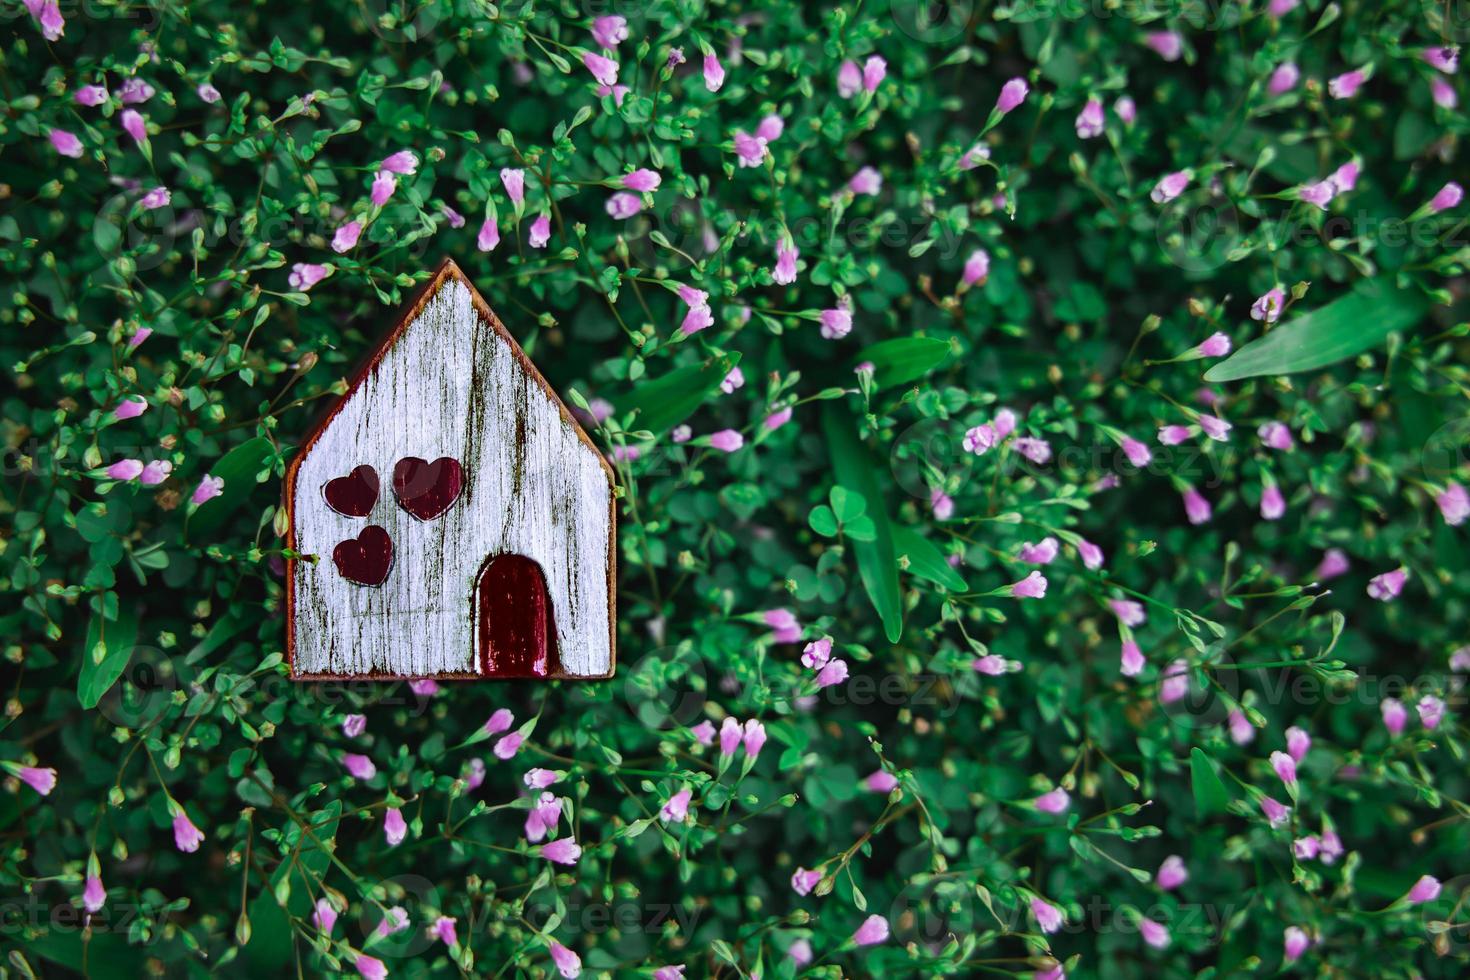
xmin=811 ymin=486 xmax=877 ymax=541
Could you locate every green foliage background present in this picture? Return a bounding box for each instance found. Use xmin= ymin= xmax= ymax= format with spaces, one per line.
xmin=4 ymin=0 xmax=1470 ymax=977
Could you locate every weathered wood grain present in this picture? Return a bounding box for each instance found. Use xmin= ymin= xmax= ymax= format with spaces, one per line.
xmin=287 ymin=262 xmax=615 ymax=679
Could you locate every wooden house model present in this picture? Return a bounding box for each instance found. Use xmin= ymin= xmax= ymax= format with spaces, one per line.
xmin=285 ymin=259 xmax=615 ymax=680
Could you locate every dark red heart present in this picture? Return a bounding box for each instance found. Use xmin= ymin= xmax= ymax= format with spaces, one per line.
xmin=393 ymin=456 xmax=464 ymax=521
xmin=323 ymin=465 xmax=380 ymax=518
xmin=332 ymin=525 xmax=393 ymax=586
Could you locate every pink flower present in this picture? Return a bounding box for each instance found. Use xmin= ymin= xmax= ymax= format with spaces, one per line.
xmin=1260 ymin=483 xmax=1285 ymax=521
xmin=139 ymin=460 xmax=172 ymax=486
xmin=623 ymin=169 xmax=661 ymax=192
xmin=764 ymin=407 xmax=793 ymax=431
xmin=191 ymin=475 xmax=224 ymax=505
xmin=1228 ymin=710 xmax=1255 ymax=745
xmin=1158 ymin=425 xmax=1191 ymax=446
xmin=816 ymin=659 xmax=849 ymax=688
xmin=120 ymin=109 xmax=147 ymax=143
xmin=703 ymin=53 xmax=725 ymax=92
xmin=529 ymin=213 xmax=551 ymax=248
xmin=1418 ymin=694 xmax=1446 ymax=730
xmin=1014 ymin=437 xmax=1051 ymax=464
xmin=1408 ymin=875 xmax=1443 ymax=904
xmin=343 ymin=753 xmax=376 ymax=780
xmin=1283 ymin=926 xmax=1310 ymax=962
xmin=1286 ymin=726 xmax=1311 ymax=763
xmin=49 ymin=128 xmax=84 ymax=158
xmin=853 ymin=913 xmax=889 ymax=946
xmin=1328 ymin=66 xmax=1369 ymax=99
xmin=1298 ymin=180 xmax=1336 ymax=210
xmin=1268 ymin=0 xmax=1298 ymax=15
xmin=1381 ymin=697 xmax=1407 ymax=735
xmin=1020 ymin=537 xmax=1059 ymax=565
xmin=1258 ymin=421 xmax=1294 ymax=451
xmin=477 ymin=217 xmax=500 ymax=252
xmin=864 ymin=769 xmax=898 ymax=793
xmin=1423 ymin=46 xmax=1460 ymax=73
xmin=819 ymin=307 xmax=852 ymax=339
xmin=1329 ymin=160 xmax=1360 ymax=193
xmin=30 ymin=0 xmax=64 ymax=41
xmin=106 ymin=459 xmax=144 ymax=481
xmin=756 ymin=114 xmax=784 ymax=141
xmin=1183 ymin=487 xmax=1212 ymax=525
xmin=962 ymin=249 xmax=990 ymax=287
xmin=380 ymin=150 xmax=418 ymax=175
xmin=1120 ymin=641 xmax=1145 ymax=677
xmin=1251 ymin=287 xmax=1286 ymax=323
xmin=710 ymin=429 xmax=744 ymax=453
xmin=583 ymin=52 xmax=619 ymax=87
xmin=719 ymin=717 xmax=742 ymax=756
xmin=371 ymin=170 xmax=396 ymax=206
xmin=1109 ymin=598 xmax=1145 ymax=626
xmin=764 ymin=605 xmax=799 ymax=643
xmin=524 ymin=767 xmax=560 ymax=789
xmin=341 ymin=714 xmax=366 ymax=737
xmin=773 ymin=240 xmax=799 ymax=284
xmin=591 ymin=16 xmax=627 ymax=50
xmin=1437 ymin=482 xmax=1469 ymax=525
xmin=75 ymin=84 xmax=109 ymax=106
xmin=1428 ymin=182 xmax=1464 ymax=214
xmin=1432 ymin=77 xmax=1458 ymax=109
xmin=1121 ymin=436 xmax=1152 ymax=467
xmin=440 ymin=205 xmax=465 ymax=230
xmin=172 ymin=812 xmax=205 ymax=852
xmin=114 ymin=396 xmax=148 ymax=420
xmin=500 ymin=167 xmax=526 ymax=204
xmin=1031 ymin=897 xmax=1063 ymax=933
xmin=1319 ymin=829 xmax=1343 ymax=864
xmin=606 ymin=192 xmax=642 ymax=219
xmin=83 ymin=873 xmax=105 ymax=913
xmin=408 ymin=678 xmax=439 ymax=695
xmin=118 ymin=78 xmax=154 ymax=103
xmin=733 ymin=130 xmax=768 ymax=168
xmin=433 ymin=916 xmax=459 ymax=948
xmin=332 ymin=220 xmax=362 ymax=253
xmin=313 ymin=898 xmax=339 ymax=936
xmin=355 ymin=954 xmax=388 ymax=980
xmin=1314 ymin=548 xmax=1350 ymax=580
xmin=1197 ymin=332 xmax=1232 ymax=358
xmin=380 ymin=807 xmax=408 ymax=846
xmin=1077 ymin=539 xmax=1104 ymax=570
xmin=996 ymin=77 xmax=1029 ymax=114
xmin=1160 ymin=660 xmax=1190 ymax=704
xmin=972 ymin=654 xmax=1010 ymax=675
xmin=1269 ymin=750 xmax=1297 ymax=788
xmin=862 ymin=56 xmax=886 ymax=93
xmin=848 ymin=166 xmax=882 ymax=196
xmin=801 ymin=637 xmax=833 ymax=670
xmin=1269 ymin=62 xmax=1300 ymax=95
xmin=1139 ymin=918 xmax=1171 ymax=949
xmin=1115 ymin=95 xmax=1137 ymax=124
xmin=791 ymin=867 xmax=822 ymax=895
xmin=1034 ymin=787 xmax=1069 ymax=813
xmin=17 ymin=766 xmax=57 ymax=796
xmin=660 ymin=787 xmax=692 ymax=823
xmin=959 ymin=143 xmax=990 ymax=168
xmin=525 ymin=792 xmax=562 ymax=841
xmin=837 ymin=60 xmax=863 ymax=98
xmin=1145 ymin=31 xmax=1182 ymax=61
xmin=197 ymin=83 xmax=221 ymax=104
xmin=653 ymin=968 xmax=684 ymax=980
xmin=1261 ymin=795 xmax=1291 ymax=827
xmin=742 ymin=718 xmax=767 ymax=758
xmin=930 ymin=488 xmax=954 ymax=520
xmin=540 ymin=837 xmax=582 ymax=865
xmin=1035 ymin=968 xmax=1065 ymax=980
xmin=1010 ymin=570 xmax=1047 ymax=599
xmin=1156 ymin=855 xmax=1187 ymax=890
xmin=1453 ymin=647 xmax=1470 ymax=671
xmin=494 ymin=732 xmax=524 ymax=759
xmin=1075 ymin=98 xmax=1104 ymax=139
xmin=963 ymin=423 xmax=998 ymax=455
xmin=1367 ymin=567 xmax=1407 ymax=601
xmin=1150 ymin=170 xmax=1191 ymax=203
xmin=597 ymin=83 xmax=630 ymax=105
xmin=719 ymin=366 xmax=744 ymax=395
xmin=288 ymin=263 xmax=331 ymax=291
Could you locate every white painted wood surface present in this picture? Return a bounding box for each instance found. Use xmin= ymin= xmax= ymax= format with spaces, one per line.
xmin=289 ymin=272 xmax=614 ymax=678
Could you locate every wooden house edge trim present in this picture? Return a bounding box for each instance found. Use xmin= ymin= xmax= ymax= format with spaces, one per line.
xmin=283 ymin=257 xmax=617 ymax=681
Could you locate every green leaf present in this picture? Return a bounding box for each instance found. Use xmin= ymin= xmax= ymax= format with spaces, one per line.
xmin=892 ymin=526 xmax=968 ymax=592
xmin=829 ymin=485 xmax=867 ymax=522
xmin=78 ymin=602 xmax=141 ymax=709
xmin=855 ymin=337 xmax=951 ymax=390
xmin=1189 ymin=747 xmax=1230 ymax=818
xmin=822 ymin=405 xmax=902 ymax=642
xmin=190 ymin=436 xmax=277 ymax=536
xmin=247 ymin=800 xmax=342 ymax=969
xmin=1204 ymin=279 xmax=1430 ymax=382
xmin=807 ymin=505 xmax=838 ymax=537
xmin=624 ymin=352 xmax=740 ymax=436
xmin=844 ymin=515 xmax=877 ymax=541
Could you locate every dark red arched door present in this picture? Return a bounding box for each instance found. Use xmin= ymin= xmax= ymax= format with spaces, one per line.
xmin=475 ymin=554 xmax=562 ymax=677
